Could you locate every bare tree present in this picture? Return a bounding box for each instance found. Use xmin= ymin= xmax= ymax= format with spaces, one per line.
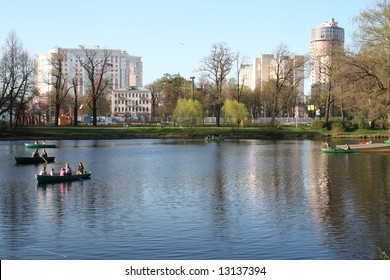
xmin=235 ymin=52 xmax=248 ymax=102
xmin=145 ymin=80 xmax=160 ymax=120
xmin=199 ymin=42 xmax=234 ymax=126
xmin=310 ymin=44 xmax=345 ymax=126
xmin=76 ymin=46 xmax=112 ymax=126
xmin=0 ymin=31 xmax=35 ymax=128
xmin=48 ymin=48 xmax=74 ymax=126
xmin=265 ymin=43 xmax=306 ymax=123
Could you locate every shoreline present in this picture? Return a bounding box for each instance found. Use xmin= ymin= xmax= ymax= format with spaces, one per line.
xmin=1 ymin=126 xmax=389 ymax=141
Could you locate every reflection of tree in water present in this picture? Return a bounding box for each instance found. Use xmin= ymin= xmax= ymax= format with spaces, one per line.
xmin=0 ymin=182 xmax=36 ymax=255
xmin=211 ymin=170 xmax=229 ymax=238
xmin=259 ymin=144 xmax=309 ymax=240
xmin=309 ymin=153 xmax=390 ymax=259
xmin=209 ymin=144 xmax=229 ymax=239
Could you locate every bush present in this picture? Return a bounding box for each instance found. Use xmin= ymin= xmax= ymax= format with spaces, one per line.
xmin=352 ymin=116 xmax=367 ymax=129
xmin=310 ymin=119 xmax=325 ymax=130
xmin=331 ymin=122 xmax=345 ymax=134
xmin=328 ymin=118 xmax=347 ymax=134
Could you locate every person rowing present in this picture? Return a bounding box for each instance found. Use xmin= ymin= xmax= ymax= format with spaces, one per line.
xmin=41 ymin=149 xmax=48 ymax=158
xmin=32 ymin=149 xmax=39 ymax=157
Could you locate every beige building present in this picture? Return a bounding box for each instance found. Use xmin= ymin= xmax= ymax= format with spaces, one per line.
xmin=35 ymin=47 xmax=143 ymax=95
xmin=112 ymin=86 xmax=151 ymax=120
xmin=309 ymin=18 xmax=344 ymax=86
xmin=240 ymin=54 xmax=305 ymax=99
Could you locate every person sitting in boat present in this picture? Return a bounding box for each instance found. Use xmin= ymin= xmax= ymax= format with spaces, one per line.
xmin=345 ymin=144 xmax=351 ymax=150
xmin=64 ymin=163 xmax=72 ymax=176
xmin=324 ymin=141 xmax=332 ymax=149
xmin=60 ymin=167 xmax=65 ymax=176
xmin=41 ymin=149 xmax=47 ymax=158
xmin=34 ymin=140 xmax=38 ymax=144
xmin=32 ymin=149 xmax=39 ymax=157
xmin=50 ymin=168 xmax=55 ymax=176
xmin=42 ymin=140 xmax=46 ymax=144
xmin=39 ymin=166 xmax=47 ymax=175
xmin=76 ymin=162 xmax=84 ymax=175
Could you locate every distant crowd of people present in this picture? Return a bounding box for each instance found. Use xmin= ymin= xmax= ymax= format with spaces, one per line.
xmin=39 ymin=162 xmax=84 ymax=176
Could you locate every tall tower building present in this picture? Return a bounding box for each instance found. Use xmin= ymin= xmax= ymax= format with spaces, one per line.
xmin=309 ymin=18 xmax=344 ymax=86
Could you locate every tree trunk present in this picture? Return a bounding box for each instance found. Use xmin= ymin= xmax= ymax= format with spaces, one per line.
xmin=92 ymin=98 xmax=97 ymax=126
xmin=55 ymin=104 xmax=60 ymax=127
xmin=73 ymin=94 xmax=78 ymax=126
xmin=216 ymin=103 xmax=221 ymax=127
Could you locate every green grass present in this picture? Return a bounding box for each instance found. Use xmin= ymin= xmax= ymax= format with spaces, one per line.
xmin=1 ymin=124 xmax=389 ymax=140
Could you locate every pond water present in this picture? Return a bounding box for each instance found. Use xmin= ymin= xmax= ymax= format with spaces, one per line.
xmin=0 ymin=139 xmax=389 ymax=260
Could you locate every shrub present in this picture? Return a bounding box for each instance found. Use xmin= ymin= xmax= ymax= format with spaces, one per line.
xmin=331 ymin=122 xmax=345 ymax=134
xmin=352 ymin=116 xmax=367 ymax=129
xmin=310 ymin=119 xmax=325 ymax=130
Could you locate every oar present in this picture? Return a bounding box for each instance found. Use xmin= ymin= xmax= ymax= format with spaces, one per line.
xmin=41 ymin=156 xmax=48 ymax=163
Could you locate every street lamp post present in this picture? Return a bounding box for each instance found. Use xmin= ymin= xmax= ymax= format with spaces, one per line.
xmin=190 ymin=76 xmax=195 ymax=100
xmin=48 ymin=72 xmax=51 ymax=127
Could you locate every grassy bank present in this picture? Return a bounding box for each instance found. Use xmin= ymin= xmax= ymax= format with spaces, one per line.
xmin=0 ymin=125 xmax=389 ymax=140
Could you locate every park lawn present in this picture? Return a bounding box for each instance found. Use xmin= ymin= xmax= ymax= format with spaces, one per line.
xmin=0 ymin=125 xmax=389 ymax=140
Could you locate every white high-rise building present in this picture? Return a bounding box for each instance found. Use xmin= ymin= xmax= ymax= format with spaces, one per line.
xmin=309 ymin=18 xmax=344 ymax=86
xmin=240 ymin=54 xmax=305 ymax=98
xmin=35 ymin=47 xmax=143 ymax=95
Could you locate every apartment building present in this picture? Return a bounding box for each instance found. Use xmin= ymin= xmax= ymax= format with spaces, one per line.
xmin=35 ymin=46 xmax=143 ymax=95
xmin=309 ymin=18 xmax=344 ymax=86
xmin=240 ymin=54 xmax=305 ymax=98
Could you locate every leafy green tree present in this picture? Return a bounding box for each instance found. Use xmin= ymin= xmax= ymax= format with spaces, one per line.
xmin=346 ymin=0 xmax=390 ymax=125
xmin=325 ymin=1 xmax=390 ymax=129
xmin=222 ymin=99 xmax=250 ymax=134
xmin=173 ymin=98 xmax=203 ymax=136
xmin=156 ymin=74 xmax=188 ymax=122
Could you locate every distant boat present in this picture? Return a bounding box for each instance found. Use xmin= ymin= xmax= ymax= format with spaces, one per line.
xmin=321 ymin=148 xmax=355 ymax=153
xmin=335 ymin=143 xmax=390 ymax=153
xmin=15 ymin=156 xmax=55 ymax=164
xmin=35 ymin=172 xmax=92 ymax=184
xmin=25 ymin=143 xmax=57 ymax=149
xmin=205 ymin=137 xmax=225 ymax=142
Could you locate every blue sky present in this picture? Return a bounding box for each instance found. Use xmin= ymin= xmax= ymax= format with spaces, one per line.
xmin=1 ymin=0 xmax=377 ymax=91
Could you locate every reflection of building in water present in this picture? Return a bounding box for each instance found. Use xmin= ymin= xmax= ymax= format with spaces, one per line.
xmin=306 ymin=149 xmax=330 ymax=216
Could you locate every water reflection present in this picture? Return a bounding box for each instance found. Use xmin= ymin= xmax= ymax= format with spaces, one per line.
xmin=0 ymin=139 xmax=389 ymax=259
xmin=307 ymin=152 xmax=390 ymax=259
